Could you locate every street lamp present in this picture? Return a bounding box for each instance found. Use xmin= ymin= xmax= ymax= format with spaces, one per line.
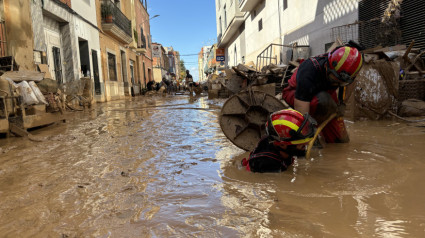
xmin=140 ymin=15 xmax=159 ymax=26
xmin=139 ymin=15 xmax=159 ymax=89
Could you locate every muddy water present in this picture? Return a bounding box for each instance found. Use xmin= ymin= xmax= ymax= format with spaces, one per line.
xmin=1 ymin=95 xmax=425 ymax=237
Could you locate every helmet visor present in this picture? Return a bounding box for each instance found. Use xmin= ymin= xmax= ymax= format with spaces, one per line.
xmin=328 ymin=69 xmax=354 ymax=87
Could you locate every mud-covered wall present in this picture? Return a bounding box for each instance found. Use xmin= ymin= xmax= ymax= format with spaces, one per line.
xmin=4 ymin=0 xmax=35 ymax=70
xmin=31 ymin=0 xmax=46 ymax=52
xmin=46 ymin=0 xmax=79 ymax=82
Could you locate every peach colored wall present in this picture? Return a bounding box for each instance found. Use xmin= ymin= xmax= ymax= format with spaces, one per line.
xmin=96 ymin=0 xmax=138 ymax=100
xmin=135 ymin=0 xmax=153 ymax=86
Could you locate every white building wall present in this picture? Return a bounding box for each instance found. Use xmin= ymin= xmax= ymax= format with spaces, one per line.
xmin=71 ymin=0 xmax=97 ymax=25
xmin=281 ymin=0 xmax=358 ymax=56
xmin=216 ymin=0 xmax=359 ymax=70
xmin=71 ymin=0 xmax=104 ymax=100
xmin=244 ymin=1 xmax=281 ymax=64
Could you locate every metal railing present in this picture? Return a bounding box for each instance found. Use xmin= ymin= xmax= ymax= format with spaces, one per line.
xmin=101 ymin=1 xmax=131 ymax=37
xmin=256 ymin=43 xmax=310 ymax=71
xmin=331 ymin=18 xmax=402 ymax=50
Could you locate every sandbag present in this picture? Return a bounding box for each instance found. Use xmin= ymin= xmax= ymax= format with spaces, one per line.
xmin=17 ymin=81 xmax=39 ymax=105
xmin=35 ymin=78 xmax=59 ymax=94
xmin=399 ymin=99 xmax=425 ymax=117
xmin=28 ymin=81 xmax=48 ymax=105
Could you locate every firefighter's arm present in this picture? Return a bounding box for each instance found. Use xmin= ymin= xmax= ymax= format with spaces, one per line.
xmin=294 ymin=99 xmax=310 ymax=115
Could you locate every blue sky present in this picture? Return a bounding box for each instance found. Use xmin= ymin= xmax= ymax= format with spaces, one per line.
xmin=148 ymin=0 xmax=217 ymax=82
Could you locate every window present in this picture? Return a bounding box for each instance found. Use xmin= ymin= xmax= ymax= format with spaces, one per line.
xmin=234 ymin=45 xmax=237 ymax=66
xmin=224 ymin=5 xmax=227 ymax=28
xmin=258 ymin=19 xmax=263 ymax=31
xmin=219 ymin=16 xmax=222 ymax=34
xmin=33 ymin=51 xmax=42 ymax=64
xmin=217 ymin=0 xmax=220 ymax=8
xmin=283 ymin=0 xmax=288 ymax=10
xmin=148 ymin=35 xmax=151 ymax=48
xmin=140 ymin=27 xmax=146 ymax=48
xmin=108 ymin=52 xmax=117 ymax=81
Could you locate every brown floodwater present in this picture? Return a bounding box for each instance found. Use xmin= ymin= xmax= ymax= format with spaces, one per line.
xmin=0 ymin=95 xmax=425 ymax=237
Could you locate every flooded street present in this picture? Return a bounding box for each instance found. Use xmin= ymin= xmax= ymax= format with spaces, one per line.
xmin=1 ymin=95 xmax=425 ymax=237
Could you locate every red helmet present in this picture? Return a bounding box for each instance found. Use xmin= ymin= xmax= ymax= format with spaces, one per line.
xmin=265 ymin=109 xmax=317 ymax=145
xmin=327 ymin=46 xmax=363 ymax=86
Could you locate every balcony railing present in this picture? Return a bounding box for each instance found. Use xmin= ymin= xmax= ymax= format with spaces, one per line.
xmin=239 ymin=0 xmax=262 ymax=12
xmin=101 ymin=0 xmax=132 ymax=43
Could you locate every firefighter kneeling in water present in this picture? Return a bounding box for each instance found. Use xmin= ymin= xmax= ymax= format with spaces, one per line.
xmin=242 ymin=109 xmax=317 ymax=173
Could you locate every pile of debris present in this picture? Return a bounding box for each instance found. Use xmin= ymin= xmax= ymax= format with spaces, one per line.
xmin=0 ymin=57 xmax=94 ymax=138
xmin=346 ymin=41 xmax=425 ymax=120
xmin=207 ymin=61 xmax=298 ymax=99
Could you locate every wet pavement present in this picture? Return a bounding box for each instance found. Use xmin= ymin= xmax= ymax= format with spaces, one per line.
xmin=1 ymin=95 xmax=425 ymax=237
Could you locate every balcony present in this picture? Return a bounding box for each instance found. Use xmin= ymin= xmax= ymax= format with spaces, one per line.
xmin=136 ymin=36 xmax=147 ymax=54
xmin=101 ymin=0 xmax=132 ymax=44
xmin=218 ymin=3 xmax=244 ymax=48
xmin=239 ymin=0 xmax=262 ymax=12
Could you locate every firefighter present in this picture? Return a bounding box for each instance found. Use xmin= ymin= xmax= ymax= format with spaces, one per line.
xmin=241 ymin=109 xmax=317 ymax=173
xmin=282 ymin=45 xmax=363 ymax=143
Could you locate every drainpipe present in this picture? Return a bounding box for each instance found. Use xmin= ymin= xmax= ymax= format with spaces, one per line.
xmin=277 ymin=0 xmax=283 ymax=63
xmin=277 ymin=0 xmax=283 ymax=43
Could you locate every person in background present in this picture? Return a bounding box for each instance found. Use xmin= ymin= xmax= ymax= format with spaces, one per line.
xmin=185 ymin=70 xmax=193 ymax=94
xmin=241 ymin=109 xmax=317 ymax=173
xmin=282 ymin=43 xmax=363 ymax=143
xmin=146 ymin=80 xmax=155 ymax=91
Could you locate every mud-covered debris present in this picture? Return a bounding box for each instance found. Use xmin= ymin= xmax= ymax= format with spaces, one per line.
xmin=1 ymin=145 xmax=17 ymax=153
xmin=28 ymin=134 xmax=46 ymax=142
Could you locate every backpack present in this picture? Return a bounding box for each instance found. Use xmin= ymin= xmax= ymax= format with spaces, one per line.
xmin=242 ymin=136 xmax=294 ymax=173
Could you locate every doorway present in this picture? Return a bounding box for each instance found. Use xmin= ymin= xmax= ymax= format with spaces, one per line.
xmin=120 ymin=50 xmax=128 ymax=95
xmin=78 ymin=39 xmax=90 ymax=77
xmin=129 ymin=60 xmax=135 ymax=96
xmin=92 ymin=50 xmax=101 ymax=95
xmin=143 ymin=62 xmax=146 ymax=87
xmin=52 ymin=47 xmax=63 ymax=84
xmin=44 ymin=29 xmax=63 ymax=84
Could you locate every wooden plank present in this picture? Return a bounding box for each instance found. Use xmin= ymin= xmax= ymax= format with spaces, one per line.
xmin=1 ymin=70 xmax=44 ymax=82
xmin=0 ymin=119 xmax=8 ymax=133
xmin=405 ymin=51 xmax=425 ymax=72
xmin=22 ymin=112 xmax=65 ymax=129
xmin=373 ymin=44 xmax=406 ymax=53
xmin=326 ymin=38 xmax=343 ymax=53
xmin=37 ymin=64 xmax=53 ymax=79
xmin=403 ymin=40 xmax=415 ymax=63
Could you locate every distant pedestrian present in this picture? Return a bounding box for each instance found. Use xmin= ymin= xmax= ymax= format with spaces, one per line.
xmin=185 ymin=70 xmax=193 ymax=94
xmin=147 ymin=80 xmax=155 ymax=91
